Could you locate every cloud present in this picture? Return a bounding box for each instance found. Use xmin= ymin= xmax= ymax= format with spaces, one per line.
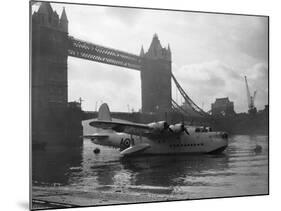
xmin=172 ymin=61 xmax=268 ymax=112
xmin=68 ymin=57 xmax=141 ymax=111
xmin=233 ymin=18 xmax=268 ymax=62
xmin=41 ymin=3 xmax=268 ymax=112
xmin=104 ymin=7 xmax=143 ymax=26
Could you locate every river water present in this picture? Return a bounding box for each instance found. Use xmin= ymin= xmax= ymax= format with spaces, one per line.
xmin=32 ymin=122 xmax=268 ymax=202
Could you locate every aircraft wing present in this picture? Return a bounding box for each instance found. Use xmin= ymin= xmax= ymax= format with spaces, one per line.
xmin=89 ymin=120 xmax=153 ymax=136
xmin=83 ymin=134 xmax=109 ymax=139
xmin=89 ymin=120 xmax=185 ymax=139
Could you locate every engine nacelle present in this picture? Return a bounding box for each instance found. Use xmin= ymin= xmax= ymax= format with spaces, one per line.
xmin=148 ymin=121 xmax=169 ymax=131
xmin=169 ymin=123 xmax=185 ymax=133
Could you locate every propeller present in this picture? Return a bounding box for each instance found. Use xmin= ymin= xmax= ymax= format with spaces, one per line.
xmin=180 ymin=122 xmax=189 ymax=135
xmin=183 ymin=124 xmax=190 ymax=135
xmin=181 ymin=115 xmax=189 ymax=135
xmin=168 ymin=122 xmax=189 ymax=135
xmin=163 ymin=121 xmax=169 ymax=130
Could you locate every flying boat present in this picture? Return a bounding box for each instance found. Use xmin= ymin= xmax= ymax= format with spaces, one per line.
xmin=84 ymin=103 xmax=228 ymax=156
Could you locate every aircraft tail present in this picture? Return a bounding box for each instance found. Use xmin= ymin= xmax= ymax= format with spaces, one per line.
xmin=98 ymin=103 xmax=112 ymax=121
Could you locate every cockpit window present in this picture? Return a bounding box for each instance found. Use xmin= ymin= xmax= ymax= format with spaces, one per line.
xmin=195 ymin=127 xmax=211 ymax=132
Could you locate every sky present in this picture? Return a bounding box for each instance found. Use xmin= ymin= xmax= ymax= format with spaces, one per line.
xmin=32 ymin=2 xmax=268 ymax=113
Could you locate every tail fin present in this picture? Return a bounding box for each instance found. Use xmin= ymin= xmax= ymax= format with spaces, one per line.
xmin=98 ymin=103 xmax=112 ymax=121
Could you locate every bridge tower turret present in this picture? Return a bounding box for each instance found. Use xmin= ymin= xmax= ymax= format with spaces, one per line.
xmin=32 ymin=3 xmax=81 ymax=145
xmin=60 ymin=7 xmax=68 ymax=33
xmin=140 ymin=34 xmax=172 ymax=113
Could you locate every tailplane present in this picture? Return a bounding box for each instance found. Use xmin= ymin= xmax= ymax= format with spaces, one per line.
xmin=98 ymin=103 xmax=112 ymax=121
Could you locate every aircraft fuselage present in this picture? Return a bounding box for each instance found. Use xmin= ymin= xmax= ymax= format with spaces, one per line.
xmin=90 ymin=129 xmax=228 ymax=155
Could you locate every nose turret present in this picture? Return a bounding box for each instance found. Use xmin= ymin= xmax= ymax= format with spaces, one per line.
xmin=221 ymin=132 xmax=228 ymax=139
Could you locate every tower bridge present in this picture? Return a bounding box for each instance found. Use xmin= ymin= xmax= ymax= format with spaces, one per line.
xmin=31 ymin=2 xmax=208 ymax=145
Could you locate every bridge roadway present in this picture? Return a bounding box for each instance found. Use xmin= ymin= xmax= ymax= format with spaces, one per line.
xmin=68 ymin=36 xmax=142 ymax=71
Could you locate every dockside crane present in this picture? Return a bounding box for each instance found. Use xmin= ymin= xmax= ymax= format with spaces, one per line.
xmin=244 ymin=76 xmax=257 ymax=114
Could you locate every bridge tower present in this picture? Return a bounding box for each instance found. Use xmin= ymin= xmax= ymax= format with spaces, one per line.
xmin=32 ymin=3 xmax=81 ymax=145
xmin=140 ymin=34 xmax=172 ymax=113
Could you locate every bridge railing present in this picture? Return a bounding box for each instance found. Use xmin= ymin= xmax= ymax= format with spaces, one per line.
xmin=68 ymin=36 xmax=142 ymax=70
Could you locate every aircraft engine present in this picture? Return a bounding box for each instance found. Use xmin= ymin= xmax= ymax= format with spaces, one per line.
xmin=169 ymin=123 xmax=185 ymax=133
xmin=148 ymin=121 xmax=169 ymax=131
xmin=169 ymin=123 xmax=190 ymax=135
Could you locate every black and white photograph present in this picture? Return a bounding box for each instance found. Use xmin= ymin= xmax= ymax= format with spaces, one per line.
xmin=30 ymin=1 xmax=269 ymax=210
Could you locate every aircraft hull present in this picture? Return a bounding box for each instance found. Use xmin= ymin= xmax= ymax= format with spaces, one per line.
xmin=89 ymin=131 xmax=228 ymax=156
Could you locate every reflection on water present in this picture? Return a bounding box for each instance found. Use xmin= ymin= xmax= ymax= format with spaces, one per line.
xmin=32 ymin=145 xmax=83 ymax=186
xmin=32 ymin=135 xmax=268 ymax=199
xmin=120 ymin=154 xmax=229 ymax=187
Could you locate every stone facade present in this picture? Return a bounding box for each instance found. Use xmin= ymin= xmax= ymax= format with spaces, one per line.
xmin=140 ymin=34 xmax=172 ymax=113
xmin=211 ymin=97 xmax=235 ymax=116
xmin=32 ymin=3 xmax=82 ymax=145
